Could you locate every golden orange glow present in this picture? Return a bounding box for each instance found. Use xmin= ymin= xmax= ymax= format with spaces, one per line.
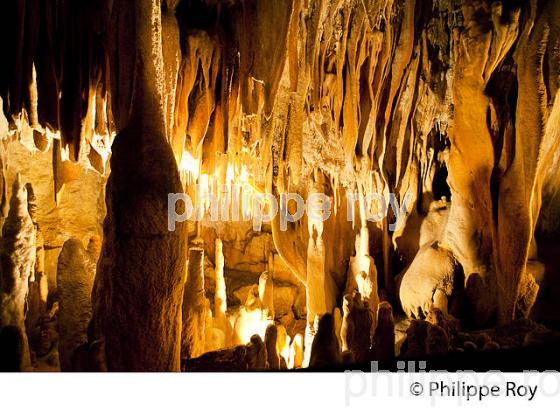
xmin=232 ymin=307 xmax=273 ymax=345
xmin=179 ymin=150 xmax=200 ymax=183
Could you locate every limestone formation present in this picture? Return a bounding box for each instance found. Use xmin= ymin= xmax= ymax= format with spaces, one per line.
xmin=402 ymin=320 xmax=429 ymax=359
xmin=309 ymin=314 xmax=341 ymax=369
xmin=258 ymin=271 xmax=274 ymax=320
xmin=232 ymin=284 xmax=272 ymax=346
xmin=89 ymin=0 xmax=188 ymax=371
xmin=264 ymin=324 xmax=280 ymax=370
xmin=288 ymin=333 xmax=304 ymax=369
xmin=426 ymin=308 xmax=461 ymax=346
xmin=303 ymin=176 xmax=339 ymax=365
xmin=213 ymin=238 xmax=231 ymax=346
xmin=276 ymin=325 xmax=290 ymax=369
xmin=398 ymin=242 xmax=458 ymax=319
xmin=426 ymin=324 xmax=450 ymax=357
xmin=57 ymin=238 xmax=95 ymax=371
xmin=332 ymin=307 xmax=343 ymax=353
xmin=345 ymin=227 xmax=379 ymax=333
xmin=24 ymin=183 xmax=48 ymax=335
xmin=0 ymin=177 xmax=36 ymax=370
xmin=515 ymin=273 xmax=539 ymax=320
xmin=246 ymin=334 xmax=267 ymax=370
xmin=204 ymin=298 xmax=225 ymax=353
xmin=340 ymin=292 xmax=373 ymax=364
xmin=182 ymin=247 xmax=207 ymax=360
xmin=2 ymin=0 xmax=560 ymax=373
xmin=374 ymin=302 xmax=395 ymax=362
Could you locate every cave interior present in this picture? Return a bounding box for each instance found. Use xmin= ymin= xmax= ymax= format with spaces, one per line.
xmin=1 ymin=0 xmax=560 ymax=371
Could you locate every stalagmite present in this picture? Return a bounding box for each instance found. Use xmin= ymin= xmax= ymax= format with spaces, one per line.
xmin=182 ymin=247 xmax=206 ymax=360
xmin=402 ymin=320 xmax=429 ymax=359
xmin=0 ymin=176 xmax=35 ymax=370
xmin=304 ymin=175 xmax=337 ymax=366
xmin=345 ymin=227 xmax=379 ymax=333
xmin=426 ymin=324 xmax=450 ymax=357
xmin=213 ymin=238 xmax=231 ymax=346
xmin=340 ymin=291 xmax=373 ymax=364
xmin=24 ymin=183 xmax=47 ymax=333
xmin=426 ymin=308 xmax=460 ymax=346
xmin=204 ymin=301 xmax=225 ymax=353
xmin=374 ymin=301 xmax=395 ymax=362
xmin=306 ymin=178 xmax=336 ymax=322
xmin=288 ymin=333 xmax=304 ymax=369
xmin=246 ymin=334 xmax=267 ymax=370
xmin=276 ymin=324 xmax=290 ymax=369
xmin=309 ymin=314 xmax=341 ymax=369
xmin=89 ymin=0 xmax=188 ymax=371
xmin=57 ymin=238 xmax=94 ymax=371
xmin=264 ymin=324 xmax=280 ymax=370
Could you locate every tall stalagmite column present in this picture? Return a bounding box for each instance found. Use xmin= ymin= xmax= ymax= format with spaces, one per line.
xmin=213 ymin=238 xmax=231 ymax=346
xmin=90 ymin=0 xmax=188 ymax=371
xmin=0 ymin=176 xmax=35 ymax=370
xmin=57 ymin=238 xmax=94 ymax=371
xmin=182 ymin=247 xmax=206 ymax=360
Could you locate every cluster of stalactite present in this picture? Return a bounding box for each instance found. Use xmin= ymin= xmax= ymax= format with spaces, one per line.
xmin=1 ymin=0 xmax=559 ymax=371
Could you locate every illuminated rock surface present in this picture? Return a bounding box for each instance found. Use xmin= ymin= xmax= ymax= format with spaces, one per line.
xmin=0 ymin=0 xmax=559 ymax=371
